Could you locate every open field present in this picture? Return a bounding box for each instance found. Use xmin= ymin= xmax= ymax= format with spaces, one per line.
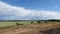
xmin=0 ymin=20 xmax=60 ymax=34
xmin=0 ymin=20 xmax=37 ymax=30
xmin=0 ymin=20 xmax=37 ymax=27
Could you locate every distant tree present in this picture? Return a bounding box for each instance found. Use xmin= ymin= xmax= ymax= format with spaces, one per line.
xmin=31 ymin=21 xmax=33 ymax=24
xmin=16 ymin=23 xmax=23 ymax=27
xmin=44 ymin=20 xmax=47 ymax=23
xmin=37 ymin=21 xmax=41 ymax=24
xmin=47 ymin=19 xmax=57 ymax=22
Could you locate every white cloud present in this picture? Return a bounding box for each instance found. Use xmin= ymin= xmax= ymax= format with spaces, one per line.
xmin=0 ymin=1 xmax=60 ymax=20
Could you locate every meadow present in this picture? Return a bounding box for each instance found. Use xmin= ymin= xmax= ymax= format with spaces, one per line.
xmin=0 ymin=20 xmax=60 ymax=34
xmin=0 ymin=20 xmax=38 ymax=27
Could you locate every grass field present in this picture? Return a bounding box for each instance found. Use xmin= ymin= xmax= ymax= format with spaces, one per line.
xmin=0 ymin=20 xmax=60 ymax=34
xmin=0 ymin=21 xmax=31 ymax=30
xmin=0 ymin=20 xmax=37 ymax=27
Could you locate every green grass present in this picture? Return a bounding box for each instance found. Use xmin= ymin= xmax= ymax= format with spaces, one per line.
xmin=0 ymin=22 xmax=16 ymax=27
xmin=0 ymin=20 xmax=38 ymax=27
xmin=0 ymin=21 xmax=29 ymax=30
xmin=0 ymin=20 xmax=38 ymax=30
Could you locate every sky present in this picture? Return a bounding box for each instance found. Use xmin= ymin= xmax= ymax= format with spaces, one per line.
xmin=0 ymin=0 xmax=60 ymax=20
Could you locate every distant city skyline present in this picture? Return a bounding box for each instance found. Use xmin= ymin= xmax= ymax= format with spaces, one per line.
xmin=0 ymin=0 xmax=60 ymax=20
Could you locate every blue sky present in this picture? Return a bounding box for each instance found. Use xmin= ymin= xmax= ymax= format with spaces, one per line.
xmin=1 ymin=0 xmax=60 ymax=11
xmin=0 ymin=0 xmax=60 ymax=20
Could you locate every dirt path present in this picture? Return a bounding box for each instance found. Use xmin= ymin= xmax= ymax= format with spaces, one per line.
xmin=0 ymin=25 xmax=33 ymax=34
xmin=1 ymin=28 xmax=32 ymax=34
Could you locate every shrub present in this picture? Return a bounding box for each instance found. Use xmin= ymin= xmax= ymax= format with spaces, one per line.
xmin=37 ymin=21 xmax=41 ymax=24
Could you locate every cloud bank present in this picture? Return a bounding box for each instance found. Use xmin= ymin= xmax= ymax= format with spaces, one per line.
xmin=0 ymin=1 xmax=60 ymax=20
